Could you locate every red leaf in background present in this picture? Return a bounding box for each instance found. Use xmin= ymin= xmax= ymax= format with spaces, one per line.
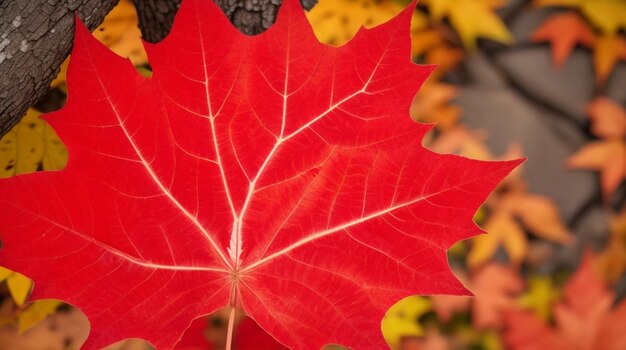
xmin=532 ymin=12 xmax=594 ymax=67
xmin=504 ymin=253 xmax=626 ymax=350
xmin=0 ymin=0 xmax=520 ymax=348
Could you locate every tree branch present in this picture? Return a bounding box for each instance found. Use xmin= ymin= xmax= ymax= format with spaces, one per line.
xmin=0 ymin=0 xmax=318 ymax=137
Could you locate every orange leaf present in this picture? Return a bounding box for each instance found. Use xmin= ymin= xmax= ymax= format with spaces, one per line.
xmin=411 ymin=83 xmax=461 ymax=131
xmin=93 ymin=0 xmax=146 ymax=65
xmin=568 ymin=140 xmax=626 ymax=198
xmin=468 ymin=213 xmax=528 ymax=268
xmin=510 ymin=194 xmax=573 ymax=245
xmin=532 ymin=12 xmax=594 ymax=67
xmin=596 ymin=210 xmax=626 ymax=283
xmin=428 ymin=127 xmax=492 ymax=159
xmin=587 ymin=97 xmax=626 ymax=140
xmin=469 ymin=164 xmax=571 ymax=267
xmin=472 ymin=264 xmax=524 ymax=329
xmin=424 ymin=45 xmax=465 ymax=76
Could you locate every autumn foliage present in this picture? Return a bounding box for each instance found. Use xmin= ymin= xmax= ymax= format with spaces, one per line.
xmin=0 ymin=0 xmax=625 ymax=349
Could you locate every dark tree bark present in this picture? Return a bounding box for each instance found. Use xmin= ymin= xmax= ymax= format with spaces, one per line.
xmin=0 ymin=0 xmax=317 ymax=137
xmin=132 ymin=0 xmax=181 ymax=43
xmin=0 ymin=0 xmax=118 ymax=137
xmin=133 ymin=0 xmax=319 ymax=43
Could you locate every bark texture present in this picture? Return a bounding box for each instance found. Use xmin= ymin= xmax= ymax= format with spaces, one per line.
xmin=0 ymin=0 xmax=318 ymax=137
xmin=133 ymin=0 xmax=181 ymax=43
xmin=0 ymin=0 xmax=118 ymax=137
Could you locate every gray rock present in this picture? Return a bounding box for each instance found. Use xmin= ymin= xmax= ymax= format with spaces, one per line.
xmin=463 ymin=52 xmax=507 ymax=88
xmin=507 ymin=7 xmax=563 ymax=44
xmin=572 ymin=204 xmax=610 ymax=249
xmin=456 ymin=87 xmax=597 ymax=222
xmin=494 ymin=47 xmax=595 ymax=124
xmin=497 ymin=0 xmax=529 ymax=21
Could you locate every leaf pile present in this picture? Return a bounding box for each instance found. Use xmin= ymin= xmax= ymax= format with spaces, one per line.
xmin=568 ymin=97 xmax=626 ymax=199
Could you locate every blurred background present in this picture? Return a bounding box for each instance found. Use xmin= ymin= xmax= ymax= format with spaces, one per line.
xmin=0 ymin=0 xmax=625 ymax=349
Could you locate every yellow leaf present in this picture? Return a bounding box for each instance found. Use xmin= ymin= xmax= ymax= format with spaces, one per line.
xmin=581 ymin=1 xmax=626 ymax=35
xmin=0 ymin=109 xmax=68 ymax=178
xmin=0 ymin=266 xmax=12 ymax=282
xmin=307 ymin=0 xmax=406 ymax=46
xmin=93 ymin=0 xmax=147 ymax=65
xmin=518 ymin=276 xmax=560 ymax=321
xmin=593 ymin=34 xmax=626 ymax=84
xmin=7 ymin=274 xmax=32 ymax=307
xmin=42 ymin=119 xmax=69 ymax=171
xmin=533 ymin=0 xmax=581 ymax=5
xmin=534 ymin=0 xmax=626 ymax=35
xmin=307 ymin=0 xmax=432 ymax=57
xmin=481 ymin=330 xmax=504 ymax=350
xmin=18 ymin=300 xmax=62 ymax=333
xmin=468 ymin=213 xmax=528 ymax=268
xmin=0 ymin=267 xmax=33 ymax=306
xmin=511 ymin=194 xmax=573 ymax=245
xmin=382 ymin=296 xmax=431 ymax=349
xmin=422 ymin=0 xmax=513 ymax=50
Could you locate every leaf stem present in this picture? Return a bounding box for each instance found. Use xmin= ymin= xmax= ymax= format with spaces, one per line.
xmin=225 ymin=306 xmax=236 ymax=350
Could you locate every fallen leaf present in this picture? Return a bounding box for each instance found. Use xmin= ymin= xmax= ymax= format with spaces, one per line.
xmin=0 ymin=108 xmax=67 ymax=178
xmin=569 ymin=97 xmax=626 ymax=198
xmin=517 ymin=276 xmax=560 ymax=321
xmin=410 ymin=83 xmax=461 ymax=130
xmin=511 ymin=194 xmax=572 ymax=244
xmin=534 ymin=0 xmax=626 ymax=82
xmin=505 ymin=253 xmax=626 ymax=350
xmin=472 ymin=264 xmax=524 ymax=329
xmin=0 ymin=267 xmax=31 ymax=306
xmin=93 ymin=0 xmax=147 ymax=65
xmin=18 ymin=301 xmax=63 ymax=334
xmin=0 ymin=0 xmax=520 ymax=348
xmin=429 ymin=127 xmax=493 ymax=160
xmin=503 ymin=309 xmax=566 ymax=350
xmin=593 ymin=34 xmax=626 ymax=83
xmin=588 ymin=97 xmax=626 ymax=140
xmin=421 ymin=0 xmax=514 ymax=50
xmin=382 ymin=296 xmax=432 ymax=349
xmin=534 ymin=0 xmax=626 ymax=35
xmin=532 ymin=12 xmax=594 ymax=67
xmin=596 ymin=209 xmax=626 ymax=283
xmin=569 ymin=140 xmax=626 ymax=197
xmin=468 ymin=212 xmax=528 ymax=268
xmin=469 ymin=183 xmax=572 ymax=268
xmin=307 ymin=0 xmax=410 ymax=46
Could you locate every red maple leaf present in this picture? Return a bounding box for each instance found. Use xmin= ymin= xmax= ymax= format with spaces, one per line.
xmin=0 ymin=0 xmax=520 ymax=348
